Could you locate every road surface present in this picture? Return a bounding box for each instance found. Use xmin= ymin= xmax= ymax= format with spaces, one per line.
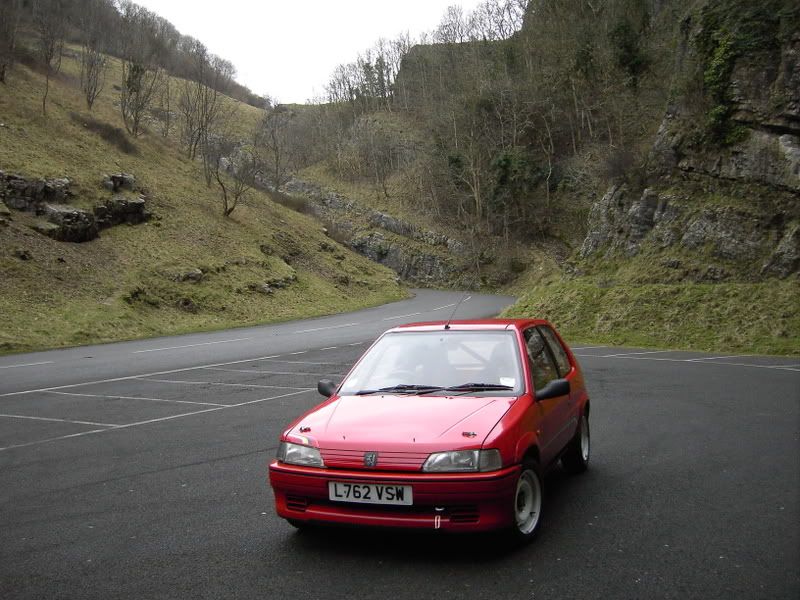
xmin=1 ymin=289 xmax=798 ymax=599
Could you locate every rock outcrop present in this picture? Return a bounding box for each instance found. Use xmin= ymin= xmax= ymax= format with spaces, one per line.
xmin=282 ymin=178 xmax=468 ymax=284
xmin=580 ymin=8 xmax=800 ymax=280
xmin=0 ymin=171 xmax=150 ymax=243
xmin=0 ymin=171 xmax=72 ymax=211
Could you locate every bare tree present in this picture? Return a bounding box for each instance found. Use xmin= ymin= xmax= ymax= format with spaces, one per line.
xmin=120 ymin=62 xmax=162 ymax=136
xmin=178 ymin=40 xmax=235 ymax=184
xmin=79 ymin=0 xmax=108 ymax=111
xmin=157 ymin=79 xmax=172 ymax=137
xmin=255 ymin=105 xmax=298 ymax=191
xmin=435 ymin=5 xmax=469 ymax=44
xmin=34 ymin=0 xmax=67 ymax=115
xmin=206 ymin=135 xmax=257 ymax=217
xmin=118 ymin=1 xmax=164 ymax=136
xmin=0 ymin=0 xmax=21 ymax=84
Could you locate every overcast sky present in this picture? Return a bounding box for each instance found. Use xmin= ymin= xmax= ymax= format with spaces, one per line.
xmin=134 ymin=0 xmax=484 ymax=104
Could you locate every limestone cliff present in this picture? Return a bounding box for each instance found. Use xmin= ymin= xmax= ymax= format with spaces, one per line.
xmin=581 ymin=1 xmax=799 ymax=281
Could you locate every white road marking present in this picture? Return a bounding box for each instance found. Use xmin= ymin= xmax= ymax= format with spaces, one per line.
xmin=574 ymin=354 xmax=800 ymax=372
xmin=382 ymin=312 xmax=422 ymax=321
xmin=686 ymin=354 xmax=753 ymax=362
xmin=320 ymin=346 xmax=338 ymax=351
xmin=569 ymin=346 xmax=608 ymax=351
xmin=347 ymin=342 xmax=363 ymax=346
xmin=137 ymin=376 xmax=313 ymax=391
xmin=0 ymin=413 xmax=118 ymax=427
xmin=600 ymin=350 xmax=677 ymax=357
xmin=431 ymin=303 xmax=456 ymax=311
xmin=0 ymin=389 xmax=314 ymax=452
xmin=0 ymin=361 xmax=54 ymax=370
xmin=289 ymin=351 xmax=307 ymax=355
xmin=202 ymin=367 xmax=342 ymax=377
xmin=132 ymin=338 xmax=251 ymax=353
xmin=294 ymin=323 xmax=359 ymax=334
xmin=0 ymin=351 xmax=310 ymax=398
xmin=261 ymin=359 xmax=347 ymax=366
xmin=46 ymin=391 xmax=226 ymax=407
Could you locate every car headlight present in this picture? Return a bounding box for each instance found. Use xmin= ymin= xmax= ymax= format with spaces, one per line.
xmin=277 ymin=442 xmax=325 ymax=467
xmin=422 ymin=449 xmax=502 ymax=472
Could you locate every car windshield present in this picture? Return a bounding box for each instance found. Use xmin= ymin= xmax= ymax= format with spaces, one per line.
xmin=338 ymin=330 xmax=524 ymax=397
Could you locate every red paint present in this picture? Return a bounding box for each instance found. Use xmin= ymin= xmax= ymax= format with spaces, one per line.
xmin=268 ymin=319 xmax=590 ymax=533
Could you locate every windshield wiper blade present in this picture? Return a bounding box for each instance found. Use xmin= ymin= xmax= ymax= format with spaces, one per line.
xmin=355 ymin=384 xmax=444 ymax=396
xmin=443 ymin=383 xmax=514 ymax=392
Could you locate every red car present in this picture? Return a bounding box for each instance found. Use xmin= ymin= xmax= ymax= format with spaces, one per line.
xmin=268 ymin=319 xmax=590 ymax=541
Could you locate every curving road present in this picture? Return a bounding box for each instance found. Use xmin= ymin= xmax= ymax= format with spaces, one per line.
xmin=0 ymin=289 xmax=798 ymax=599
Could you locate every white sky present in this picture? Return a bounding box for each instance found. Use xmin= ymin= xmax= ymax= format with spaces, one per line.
xmin=134 ymin=0 xmax=484 ymax=104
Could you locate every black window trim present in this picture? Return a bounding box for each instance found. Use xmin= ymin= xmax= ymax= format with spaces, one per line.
xmin=523 ymin=326 xmax=560 ymax=389
xmin=537 ymin=325 xmax=572 ymax=379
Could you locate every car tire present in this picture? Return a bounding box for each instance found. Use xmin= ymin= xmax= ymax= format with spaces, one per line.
xmin=507 ymin=460 xmax=544 ymax=543
xmin=561 ymin=412 xmax=590 ymax=474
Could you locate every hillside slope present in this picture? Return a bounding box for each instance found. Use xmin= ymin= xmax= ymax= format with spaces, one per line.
xmin=0 ymin=50 xmax=405 ymax=354
xmin=504 ymin=0 xmax=799 ymax=354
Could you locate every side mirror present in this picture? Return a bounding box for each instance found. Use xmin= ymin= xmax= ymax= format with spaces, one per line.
xmin=318 ymin=379 xmax=337 ymax=397
xmin=535 ymin=378 xmax=570 ymax=402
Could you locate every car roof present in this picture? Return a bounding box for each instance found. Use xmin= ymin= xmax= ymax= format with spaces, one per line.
xmin=389 ymin=318 xmax=550 ymax=333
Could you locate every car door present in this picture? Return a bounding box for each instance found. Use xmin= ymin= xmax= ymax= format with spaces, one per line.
xmin=523 ymin=326 xmax=572 ymax=466
xmin=538 ymin=325 xmax=579 ymax=451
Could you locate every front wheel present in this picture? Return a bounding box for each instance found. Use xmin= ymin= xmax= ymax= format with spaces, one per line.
xmin=561 ymin=412 xmax=590 ymax=474
xmin=507 ymin=461 xmax=544 ymax=543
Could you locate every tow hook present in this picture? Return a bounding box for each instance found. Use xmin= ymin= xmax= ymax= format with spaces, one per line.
xmin=434 ymin=507 xmax=445 ymax=529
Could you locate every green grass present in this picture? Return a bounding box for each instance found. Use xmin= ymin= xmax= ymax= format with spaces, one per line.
xmin=503 ymin=279 xmax=800 ymax=355
xmin=0 ymin=49 xmax=406 ymax=355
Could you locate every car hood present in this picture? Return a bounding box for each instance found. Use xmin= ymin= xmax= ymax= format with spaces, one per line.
xmin=288 ymin=394 xmax=516 ymax=452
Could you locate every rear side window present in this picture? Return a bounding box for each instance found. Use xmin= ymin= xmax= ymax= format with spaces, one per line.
xmin=539 ymin=326 xmax=572 ymax=377
xmin=523 ymin=328 xmax=559 ymax=391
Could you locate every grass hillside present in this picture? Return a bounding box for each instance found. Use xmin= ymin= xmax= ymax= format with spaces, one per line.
xmin=0 ymin=49 xmax=405 ymax=354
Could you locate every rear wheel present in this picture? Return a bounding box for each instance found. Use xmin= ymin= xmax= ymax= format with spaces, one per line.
xmin=561 ymin=412 xmax=590 ymax=474
xmin=507 ymin=461 xmax=543 ymax=543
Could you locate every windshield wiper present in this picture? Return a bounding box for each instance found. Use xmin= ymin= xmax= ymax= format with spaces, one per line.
xmin=442 ymin=383 xmax=514 ymax=392
xmin=355 ymin=384 xmax=445 ymax=396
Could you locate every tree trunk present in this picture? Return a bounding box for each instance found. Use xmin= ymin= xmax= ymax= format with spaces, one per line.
xmin=42 ymin=71 xmax=50 ymax=115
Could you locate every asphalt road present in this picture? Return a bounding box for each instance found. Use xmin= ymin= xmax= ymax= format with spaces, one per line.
xmin=0 ymin=289 xmax=798 ymax=599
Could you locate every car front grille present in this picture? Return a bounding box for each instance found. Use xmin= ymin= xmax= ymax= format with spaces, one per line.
xmin=319 ymin=448 xmax=429 ymax=471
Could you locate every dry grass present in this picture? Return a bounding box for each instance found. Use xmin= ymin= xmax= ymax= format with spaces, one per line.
xmin=0 ymin=49 xmax=406 ymax=354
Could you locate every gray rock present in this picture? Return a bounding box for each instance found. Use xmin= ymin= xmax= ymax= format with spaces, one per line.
xmin=762 ymin=224 xmax=800 ymax=278
xmin=680 ymin=209 xmax=766 ymax=262
xmin=350 ymin=232 xmax=456 ymax=283
xmin=102 ymin=173 xmax=136 ymax=192
xmin=94 ymin=194 xmax=148 ymax=228
xmin=247 ymin=283 xmax=274 ymax=294
xmin=175 ymin=268 xmax=204 ymax=283
xmin=29 ymin=221 xmax=61 ymax=237
xmin=1 ymin=172 xmax=72 ymax=211
xmin=42 ymin=204 xmax=99 ymax=242
xmin=283 ymin=177 xmax=468 ymax=266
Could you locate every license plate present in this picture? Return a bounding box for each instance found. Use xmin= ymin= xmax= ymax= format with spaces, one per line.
xmin=328 ymin=481 xmax=413 ymax=505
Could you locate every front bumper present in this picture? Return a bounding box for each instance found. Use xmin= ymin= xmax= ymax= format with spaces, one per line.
xmin=268 ymin=461 xmax=521 ymax=532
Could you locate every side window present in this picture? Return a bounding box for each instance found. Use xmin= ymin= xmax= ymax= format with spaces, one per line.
xmin=523 ymin=328 xmax=559 ymax=391
xmin=539 ymin=326 xmax=572 ymax=377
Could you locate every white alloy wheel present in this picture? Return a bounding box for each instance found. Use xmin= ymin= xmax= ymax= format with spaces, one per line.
xmin=514 ymin=468 xmax=542 ymax=535
xmin=580 ymin=414 xmax=590 ymax=462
